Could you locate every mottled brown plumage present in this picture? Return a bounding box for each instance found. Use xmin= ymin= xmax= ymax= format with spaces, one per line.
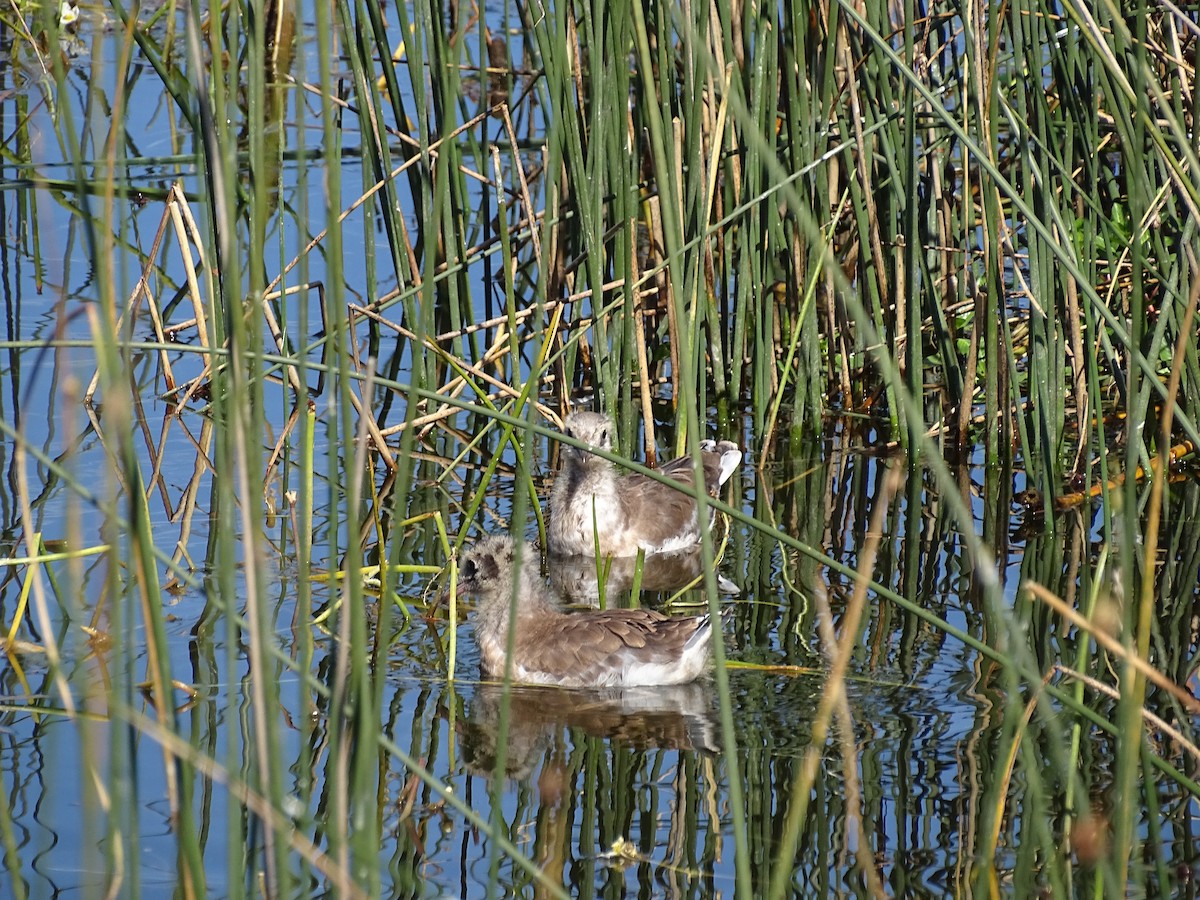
xmin=456 ymin=534 xmax=726 ymax=687
xmin=548 ymin=411 xmax=742 ymax=557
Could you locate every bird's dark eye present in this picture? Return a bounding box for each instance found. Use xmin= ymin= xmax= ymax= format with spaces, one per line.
xmin=599 ymin=428 xmax=608 ymax=445
xmin=461 ymin=559 xmax=476 ymax=579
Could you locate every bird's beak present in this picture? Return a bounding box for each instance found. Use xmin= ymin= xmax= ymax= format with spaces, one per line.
xmin=441 ymin=574 xmax=472 ymax=606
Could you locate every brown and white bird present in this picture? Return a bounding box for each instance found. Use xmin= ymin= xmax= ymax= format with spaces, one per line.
xmin=456 ymin=535 xmax=727 ymax=688
xmin=548 ymin=411 xmax=742 ymax=557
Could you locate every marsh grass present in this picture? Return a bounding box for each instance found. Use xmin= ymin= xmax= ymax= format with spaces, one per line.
xmin=0 ymin=0 xmax=1198 ymax=894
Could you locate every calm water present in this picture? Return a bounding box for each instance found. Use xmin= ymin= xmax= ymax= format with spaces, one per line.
xmin=1 ymin=5 xmax=1197 ymax=898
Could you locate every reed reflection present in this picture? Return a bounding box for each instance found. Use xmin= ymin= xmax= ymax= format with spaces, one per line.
xmin=459 ymin=682 xmax=722 ymax=781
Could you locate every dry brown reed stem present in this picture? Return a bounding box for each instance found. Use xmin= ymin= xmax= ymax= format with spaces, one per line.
xmin=163 ymin=318 xmax=199 ymax=335
xmin=135 ymin=390 xmax=175 ymax=510
xmin=375 ymin=298 xmax=565 ymax=345
xmin=979 ymin=668 xmax=1050 ymax=883
xmin=770 ymin=463 xmax=902 ymax=898
xmin=1063 ymin=228 xmax=1089 ymax=474
xmin=264 ymin=401 xmax=307 ymax=488
xmin=1023 ymin=581 xmax=1200 ymax=715
xmin=698 ymin=66 xmax=734 ymax=401
xmin=169 ymin=182 xmax=211 ymax=351
xmin=631 ymin=240 xmax=657 ymax=465
xmin=346 ymin=303 xmax=561 ymax=435
xmin=955 ymin=281 xmax=984 ymax=448
xmin=344 ymin=370 xmax=396 ymax=471
xmin=840 ymin=19 xmax=889 ymax=315
xmin=164 ymin=186 xmax=221 ymax=411
xmin=162 ymin=417 xmax=214 ymax=590
xmin=1139 ymin=262 xmax=1200 ymax=662
xmin=565 ymin=279 xmax=632 ymax=306
xmin=411 ymin=393 xmax=506 ymax=437
xmin=499 ymin=104 xmax=542 ymax=273
xmin=347 ymin=302 xmax=506 ymax=418
xmin=1053 ymin=664 xmax=1200 ymax=765
xmin=371 ymin=45 xmax=537 ymax=94
xmin=261 ymin=282 xmax=316 ymax=398
xmin=1054 ymin=439 xmax=1198 ymax=510
xmin=641 ymin=168 xmax=676 ymax=403
xmin=85 ymin=191 xmax=177 ymax=403
xmin=265 ymin=108 xmax=494 ymax=297
xmin=670 ymin=119 xmax=690 ymax=442
xmin=814 ymin=584 xmax=889 ymax=899
xmin=8 ymin=446 xmax=75 ymax=720
xmin=80 ymin=402 xmax=132 ymax=494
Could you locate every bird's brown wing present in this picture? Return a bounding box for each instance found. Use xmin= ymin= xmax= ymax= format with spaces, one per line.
xmin=654 ymin=446 xmax=731 ymax=494
xmin=611 ymin=472 xmax=703 ymax=548
xmin=513 ymin=609 xmax=703 ymax=685
xmin=655 ymin=454 xmax=707 ymax=489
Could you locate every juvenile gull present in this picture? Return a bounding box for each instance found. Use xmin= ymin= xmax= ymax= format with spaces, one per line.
xmin=456 ymin=534 xmax=728 ymax=688
xmin=548 ymin=411 xmax=742 ymax=557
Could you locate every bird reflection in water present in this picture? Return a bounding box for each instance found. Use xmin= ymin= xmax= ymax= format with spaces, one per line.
xmin=457 ymin=681 xmax=722 ymax=782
